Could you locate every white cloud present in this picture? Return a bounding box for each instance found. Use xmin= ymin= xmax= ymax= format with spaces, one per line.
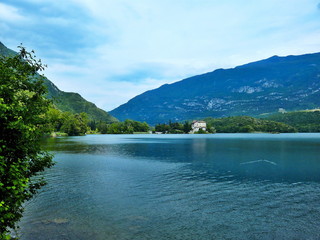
xmin=0 ymin=3 xmax=27 ymax=22
xmin=5 ymin=0 xmax=320 ymax=111
xmin=44 ymin=17 xmax=72 ymax=26
xmin=70 ymin=0 xmax=320 ymax=70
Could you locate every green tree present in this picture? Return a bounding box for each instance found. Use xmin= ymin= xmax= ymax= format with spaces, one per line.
xmin=97 ymin=121 xmax=109 ymax=134
xmin=88 ymin=120 xmax=97 ymax=132
xmin=239 ymin=125 xmax=254 ymax=133
xmin=155 ymin=123 xmax=170 ymax=133
xmin=206 ymin=122 xmax=216 ymax=133
xmin=0 ymin=46 xmax=54 ymax=238
xmin=123 ymin=119 xmax=149 ymax=133
xmin=183 ymin=121 xmax=191 ymax=133
xmin=195 ymin=128 xmax=207 ymax=134
xmin=155 ymin=121 xmax=186 ymax=134
xmin=106 ymin=122 xmax=118 ymax=134
xmin=60 ymin=112 xmax=88 ymax=136
xmin=45 ymin=105 xmax=64 ymax=132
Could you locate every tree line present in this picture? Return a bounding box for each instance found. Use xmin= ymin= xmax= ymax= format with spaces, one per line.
xmin=90 ymin=119 xmax=150 ymax=134
xmin=154 ymin=116 xmax=298 ymax=134
xmin=46 ymin=107 xmax=151 ymax=136
xmin=265 ymin=111 xmax=320 ymax=132
xmin=150 ymin=112 xmax=320 ymax=134
xmin=204 ymin=116 xmax=297 ymax=133
xmin=46 ymin=107 xmax=320 ymax=136
xmin=155 ymin=121 xmax=191 ymax=134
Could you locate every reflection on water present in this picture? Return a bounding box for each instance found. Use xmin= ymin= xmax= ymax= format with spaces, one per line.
xmin=20 ymin=134 xmax=320 ymax=239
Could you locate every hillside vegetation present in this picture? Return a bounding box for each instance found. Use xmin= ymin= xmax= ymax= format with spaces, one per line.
xmin=204 ymin=116 xmax=297 ymax=133
xmin=265 ymin=110 xmax=320 ymax=132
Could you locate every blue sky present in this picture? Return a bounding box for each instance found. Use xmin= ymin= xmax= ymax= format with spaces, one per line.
xmin=1 ymin=0 xmax=320 ymax=111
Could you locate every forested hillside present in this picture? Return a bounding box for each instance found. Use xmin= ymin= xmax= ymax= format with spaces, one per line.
xmin=0 ymin=42 xmax=117 ymax=123
xmin=204 ymin=116 xmax=296 ymax=133
xmin=265 ymin=110 xmax=320 ymax=132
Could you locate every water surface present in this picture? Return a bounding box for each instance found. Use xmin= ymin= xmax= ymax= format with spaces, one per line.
xmin=19 ymin=133 xmax=320 ymax=239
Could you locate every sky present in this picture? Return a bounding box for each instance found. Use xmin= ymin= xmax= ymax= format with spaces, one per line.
xmin=1 ymin=0 xmax=320 ymax=111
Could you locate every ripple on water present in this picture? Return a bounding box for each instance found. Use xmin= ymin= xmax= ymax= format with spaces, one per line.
xmin=19 ymin=134 xmax=320 ymax=240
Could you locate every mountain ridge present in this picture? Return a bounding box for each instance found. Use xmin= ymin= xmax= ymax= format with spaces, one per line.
xmin=110 ymin=52 xmax=320 ymax=125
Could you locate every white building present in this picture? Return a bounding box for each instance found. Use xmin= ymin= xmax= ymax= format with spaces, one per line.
xmin=190 ymin=120 xmax=207 ymax=133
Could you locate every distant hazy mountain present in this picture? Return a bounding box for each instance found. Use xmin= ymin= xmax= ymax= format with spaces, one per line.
xmin=0 ymin=42 xmax=117 ymax=123
xmin=110 ymin=52 xmax=320 ymax=125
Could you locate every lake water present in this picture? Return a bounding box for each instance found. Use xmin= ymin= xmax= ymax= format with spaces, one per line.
xmin=19 ymin=133 xmax=320 ymax=240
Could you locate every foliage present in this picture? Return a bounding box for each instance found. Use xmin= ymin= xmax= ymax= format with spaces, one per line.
xmin=204 ymin=122 xmax=216 ymax=133
xmin=204 ymin=116 xmax=297 ymax=133
xmin=0 ymin=46 xmax=54 ymax=238
xmin=183 ymin=121 xmax=192 ymax=133
xmin=194 ymin=128 xmax=207 ymax=134
xmin=0 ymin=42 xmax=15 ymax=58
xmin=265 ymin=111 xmax=320 ymax=132
xmin=59 ymin=112 xmax=89 ymax=136
xmin=155 ymin=121 xmax=191 ymax=134
xmin=50 ymin=91 xmax=118 ymax=123
xmin=96 ymin=121 xmax=109 ymax=134
xmin=96 ymin=119 xmax=150 ymax=134
xmin=46 ymin=109 xmax=149 ymax=135
xmin=45 ymin=106 xmax=89 ymax=136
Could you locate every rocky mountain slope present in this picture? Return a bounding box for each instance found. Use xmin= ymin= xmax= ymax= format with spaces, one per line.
xmin=111 ymin=52 xmax=320 ymax=125
xmin=0 ymin=42 xmax=117 ymax=123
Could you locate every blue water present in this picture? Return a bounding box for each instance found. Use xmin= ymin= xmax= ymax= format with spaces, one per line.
xmin=19 ymin=133 xmax=320 ymax=239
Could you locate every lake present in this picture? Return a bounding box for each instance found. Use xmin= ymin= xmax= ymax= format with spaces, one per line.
xmin=19 ymin=133 xmax=320 ymax=240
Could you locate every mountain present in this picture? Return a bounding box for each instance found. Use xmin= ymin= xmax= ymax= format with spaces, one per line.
xmin=0 ymin=42 xmax=117 ymax=123
xmin=43 ymin=79 xmax=117 ymax=122
xmin=110 ymin=52 xmax=320 ymax=125
xmin=0 ymin=42 xmax=15 ymax=57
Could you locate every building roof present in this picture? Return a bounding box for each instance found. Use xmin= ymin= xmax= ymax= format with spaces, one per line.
xmin=192 ymin=120 xmax=206 ymax=124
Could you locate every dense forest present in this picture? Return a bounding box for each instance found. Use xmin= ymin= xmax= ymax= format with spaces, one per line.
xmin=46 ymin=106 xmax=89 ymax=136
xmin=204 ymin=116 xmax=297 ymax=133
xmin=265 ymin=110 xmax=320 ymax=132
xmin=91 ymin=119 xmax=150 ymax=134
xmin=155 ymin=121 xmax=191 ymax=134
